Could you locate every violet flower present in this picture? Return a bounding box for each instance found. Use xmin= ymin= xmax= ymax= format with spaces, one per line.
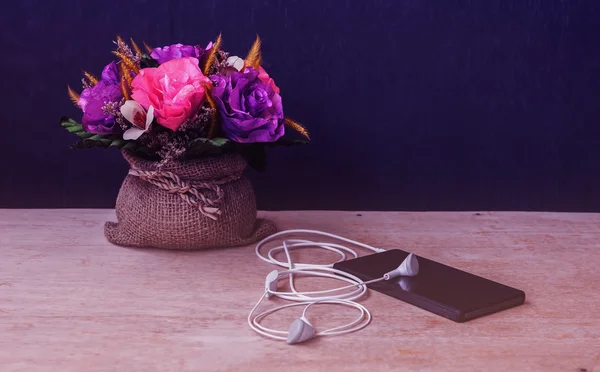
xmin=150 ymin=43 xmax=211 ymax=64
xmin=210 ymin=67 xmax=284 ymax=143
xmin=78 ymin=61 xmax=123 ymax=134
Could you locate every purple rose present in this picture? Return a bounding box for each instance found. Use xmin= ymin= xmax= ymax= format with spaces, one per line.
xmin=150 ymin=43 xmax=208 ymax=64
xmin=210 ymin=67 xmax=284 ymax=143
xmin=78 ymin=61 xmax=123 ymax=134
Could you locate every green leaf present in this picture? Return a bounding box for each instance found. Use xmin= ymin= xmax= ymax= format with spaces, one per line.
xmin=189 ymin=137 xmax=230 ymax=147
xmin=60 ymin=117 xmax=95 ymax=139
xmin=60 ymin=117 xmax=80 ymax=129
xmin=88 ymin=134 xmax=108 ymax=141
xmin=265 ymin=138 xmax=310 ymax=147
xmin=64 ymin=125 xmax=81 ymax=133
xmin=64 ymin=125 xmax=93 ymax=138
xmin=67 ymin=129 xmax=138 ymax=151
xmin=70 ymin=139 xmax=105 ymax=150
xmin=123 ymin=142 xmax=138 ymax=150
xmin=209 ymin=137 xmax=230 ymax=146
xmin=185 ymin=137 xmax=234 ymax=159
xmin=109 ymin=139 xmax=126 ymax=148
xmin=140 ymin=55 xmax=159 ymax=68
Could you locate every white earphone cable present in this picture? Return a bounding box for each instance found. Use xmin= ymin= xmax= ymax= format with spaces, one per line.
xmin=249 ymin=229 xmax=389 ymax=342
xmin=248 ymin=295 xmax=372 ymax=341
xmin=255 ymin=229 xmax=385 ymax=268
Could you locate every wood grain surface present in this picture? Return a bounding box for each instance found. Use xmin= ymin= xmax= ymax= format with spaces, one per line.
xmin=0 ymin=209 xmax=598 ymax=372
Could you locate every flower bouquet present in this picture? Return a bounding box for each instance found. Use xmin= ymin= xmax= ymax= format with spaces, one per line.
xmin=60 ymin=35 xmax=308 ymax=250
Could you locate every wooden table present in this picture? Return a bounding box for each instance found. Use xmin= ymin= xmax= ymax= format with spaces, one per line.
xmin=0 ymin=209 xmax=598 ymax=372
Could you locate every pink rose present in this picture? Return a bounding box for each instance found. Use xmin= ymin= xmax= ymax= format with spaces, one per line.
xmin=131 ymin=57 xmax=211 ymax=131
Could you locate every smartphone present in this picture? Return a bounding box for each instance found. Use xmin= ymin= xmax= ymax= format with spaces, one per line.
xmin=333 ymin=249 xmax=525 ymax=322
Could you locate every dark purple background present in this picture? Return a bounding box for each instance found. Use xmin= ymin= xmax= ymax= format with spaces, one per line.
xmin=1 ymin=0 xmax=600 ymax=211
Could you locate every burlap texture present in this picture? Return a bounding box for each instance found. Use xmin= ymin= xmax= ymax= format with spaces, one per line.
xmin=104 ymin=149 xmax=277 ymax=250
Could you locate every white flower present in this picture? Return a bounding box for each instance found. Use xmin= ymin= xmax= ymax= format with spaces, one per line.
xmin=120 ymin=100 xmax=154 ymax=140
xmin=226 ymin=55 xmax=245 ymax=72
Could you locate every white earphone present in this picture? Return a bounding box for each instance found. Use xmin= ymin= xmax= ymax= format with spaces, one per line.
xmin=248 ymin=229 xmax=419 ymax=345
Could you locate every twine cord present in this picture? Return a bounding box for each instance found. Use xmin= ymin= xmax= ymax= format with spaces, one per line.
xmin=128 ymin=168 xmax=240 ymax=221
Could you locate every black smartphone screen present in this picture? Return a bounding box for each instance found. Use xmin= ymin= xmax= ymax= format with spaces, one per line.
xmin=333 ymin=249 xmax=525 ymax=322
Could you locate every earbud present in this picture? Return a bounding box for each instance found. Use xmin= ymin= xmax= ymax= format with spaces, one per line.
xmin=265 ymin=270 xmax=279 ymax=298
xmin=286 ymin=316 xmax=316 ymax=344
xmin=383 ymin=253 xmax=419 ymax=280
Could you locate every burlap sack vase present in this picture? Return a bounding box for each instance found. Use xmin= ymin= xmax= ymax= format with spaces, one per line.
xmin=104 ymin=149 xmax=277 ymax=250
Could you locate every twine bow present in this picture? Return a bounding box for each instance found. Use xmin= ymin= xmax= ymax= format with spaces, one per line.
xmin=128 ymin=169 xmax=240 ymax=221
